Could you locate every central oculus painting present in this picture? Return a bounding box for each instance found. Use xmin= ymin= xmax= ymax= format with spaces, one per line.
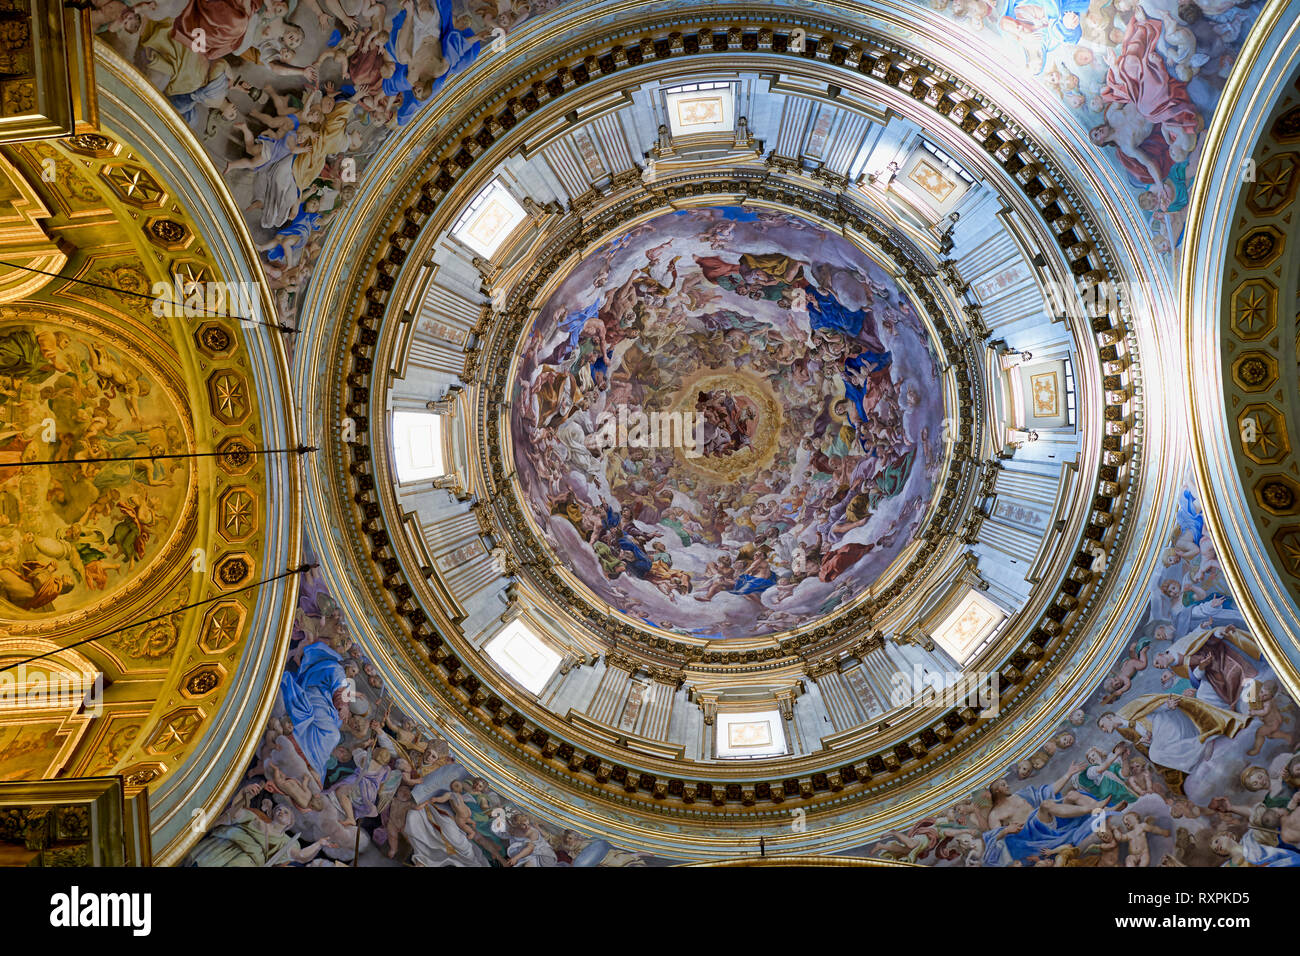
xmin=510 ymin=206 xmax=945 ymax=639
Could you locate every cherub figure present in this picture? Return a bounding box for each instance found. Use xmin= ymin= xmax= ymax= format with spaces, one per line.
xmin=1245 ymin=680 xmax=1291 ymax=756
xmin=1101 ymin=640 xmax=1150 ymax=703
xmin=1120 ymin=812 xmax=1169 ymax=867
xmin=90 ymin=0 xmax=157 ymax=35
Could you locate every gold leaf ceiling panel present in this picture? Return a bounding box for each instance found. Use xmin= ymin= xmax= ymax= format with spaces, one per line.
xmin=0 ymin=52 xmax=300 ymax=864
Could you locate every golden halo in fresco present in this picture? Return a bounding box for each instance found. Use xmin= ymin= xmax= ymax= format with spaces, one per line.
xmin=0 ymin=308 xmax=196 ymax=625
xmin=671 ymin=367 xmax=784 ymax=483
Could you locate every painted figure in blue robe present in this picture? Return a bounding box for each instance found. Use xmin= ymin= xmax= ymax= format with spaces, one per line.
xmin=1175 ymin=488 xmax=1203 ymax=545
xmin=168 ymin=68 xmax=235 ymax=127
xmin=279 ymin=641 xmax=350 ymax=783
xmin=261 ymin=198 xmax=326 ymax=263
xmin=998 ymin=0 xmax=1089 ymax=70
xmin=841 ymin=347 xmax=893 ymax=447
xmin=731 ymin=548 xmax=776 ymax=599
xmin=383 ymin=0 xmax=482 ymax=127
xmin=807 ymin=283 xmax=874 ymax=340
xmin=597 ymin=504 xmax=653 ymax=579
xmin=980 ymin=774 xmax=1110 ymax=865
xmin=540 ymin=302 xmax=611 ymax=385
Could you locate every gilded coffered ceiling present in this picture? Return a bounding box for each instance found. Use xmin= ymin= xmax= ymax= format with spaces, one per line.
xmin=1186 ymin=22 xmax=1300 ymax=695
xmin=0 ymin=53 xmax=300 ymax=864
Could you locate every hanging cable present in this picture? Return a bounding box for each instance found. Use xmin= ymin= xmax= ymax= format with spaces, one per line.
xmin=0 ymin=260 xmax=297 ymax=333
xmin=0 ymin=564 xmax=319 ymax=674
xmin=4 ymin=446 xmax=316 ymax=468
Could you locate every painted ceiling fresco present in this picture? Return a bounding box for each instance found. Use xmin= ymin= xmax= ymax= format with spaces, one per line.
xmin=80 ymin=0 xmax=1290 ymax=868
xmin=89 ymin=0 xmax=1263 ymax=338
xmin=183 ymin=479 xmax=1300 ymax=866
xmin=853 ymin=478 xmax=1300 ymax=867
xmin=0 ymin=313 xmax=194 ymax=618
xmin=941 ymin=0 xmax=1261 ymax=257
xmin=185 ymin=551 xmax=676 ymax=866
xmin=94 ymin=0 xmax=546 ymax=322
xmin=510 ymin=206 xmax=943 ymax=639
xmin=0 ymin=129 xmax=283 ymax=817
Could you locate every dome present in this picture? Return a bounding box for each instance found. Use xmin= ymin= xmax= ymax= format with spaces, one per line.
xmin=510 ymin=205 xmax=946 ymax=640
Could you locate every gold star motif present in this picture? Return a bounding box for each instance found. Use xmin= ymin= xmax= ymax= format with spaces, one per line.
xmin=173 ymin=263 xmax=208 ymax=295
xmin=1249 ymin=417 xmax=1282 ymax=457
xmin=223 ymin=492 xmax=253 ymax=535
xmin=104 ymin=165 xmax=164 ymax=206
xmin=1276 ymin=533 xmax=1300 ymax=576
xmin=157 ymin=723 xmax=185 ymax=746
xmin=213 ymin=374 xmax=245 ymax=417
xmin=1237 ymin=290 xmax=1269 ymax=333
xmin=152 ymin=713 xmax=201 ymax=750
xmin=208 ymin=608 xmax=240 ymax=648
xmin=1255 ymin=168 xmax=1292 ymax=205
xmin=120 ymin=171 xmax=146 ymax=196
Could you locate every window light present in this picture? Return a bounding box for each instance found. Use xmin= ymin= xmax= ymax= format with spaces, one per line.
xmin=485 ymin=619 xmax=561 ymax=695
xmin=715 ymin=709 xmax=788 ymax=758
xmin=392 ymin=411 xmax=444 ymax=483
xmin=451 ymin=180 xmax=527 ymax=258
xmin=931 ymin=589 xmax=1005 ymax=666
xmin=663 ymin=82 xmax=735 ymax=137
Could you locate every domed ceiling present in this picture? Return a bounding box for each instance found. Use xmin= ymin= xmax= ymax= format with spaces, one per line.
xmin=67 ymin=0 xmax=1300 ymax=869
xmin=288 ymin=2 xmax=1154 ymax=855
xmin=511 ymin=205 xmax=944 ymax=640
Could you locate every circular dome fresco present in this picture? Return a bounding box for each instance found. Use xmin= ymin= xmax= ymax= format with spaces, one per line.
xmin=509 ymin=205 xmax=944 ymax=639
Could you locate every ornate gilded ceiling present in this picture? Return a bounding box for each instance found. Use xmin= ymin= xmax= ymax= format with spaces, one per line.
xmin=1186 ymin=17 xmax=1300 ymax=697
xmin=0 ymin=135 xmax=230 ymax=756
xmin=0 ymin=53 xmax=300 ymax=865
xmin=1224 ymin=87 xmax=1300 ymax=586
xmin=24 ymin=0 xmax=1294 ymax=867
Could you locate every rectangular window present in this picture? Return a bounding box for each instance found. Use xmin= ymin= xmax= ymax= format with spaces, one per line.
xmin=1063 ymin=356 xmax=1077 ymax=427
xmin=485 ymin=619 xmax=561 ymax=695
xmin=715 ymin=709 xmax=788 ymax=758
xmin=917 ymin=139 xmax=975 ymax=185
xmin=931 ymin=589 xmax=1006 ymax=666
xmin=451 ymin=180 xmax=527 ymax=258
xmin=663 ymin=82 xmax=735 ymax=137
xmin=392 ymin=411 xmax=444 ymax=483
